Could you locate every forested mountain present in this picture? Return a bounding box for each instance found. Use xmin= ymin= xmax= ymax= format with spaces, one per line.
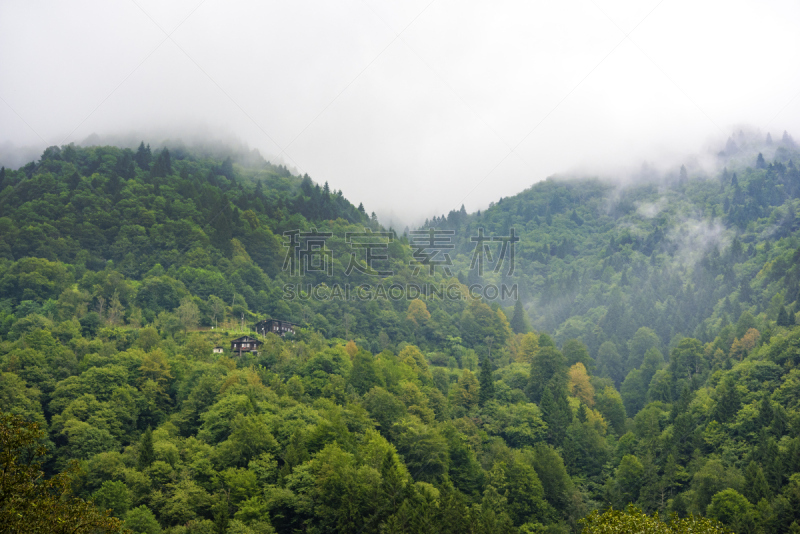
xmin=1 ymin=133 xmax=800 ymax=533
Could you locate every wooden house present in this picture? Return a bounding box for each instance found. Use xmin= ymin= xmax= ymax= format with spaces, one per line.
xmin=254 ymin=319 xmax=297 ymax=336
xmin=230 ymin=336 xmax=262 ymax=355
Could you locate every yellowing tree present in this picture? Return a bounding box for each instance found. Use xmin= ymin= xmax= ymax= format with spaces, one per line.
xmin=406 ymin=299 xmax=431 ymax=328
xmin=231 ymin=237 xmax=253 ymax=264
xmin=495 ymin=309 xmax=513 ymax=342
xmin=345 ymin=340 xmax=358 ymax=359
xmin=581 ymin=505 xmax=732 ymax=533
xmin=585 ymin=405 xmax=608 ymax=435
xmin=516 ymin=332 xmax=539 ymax=363
xmin=568 ymin=362 xmax=595 ymax=406
xmin=139 ymin=348 xmax=173 ymax=387
xmin=455 ymin=369 xmax=480 ymax=409
xmin=398 ymin=345 xmax=432 ymax=385
xmin=729 ymin=328 xmax=760 ymax=360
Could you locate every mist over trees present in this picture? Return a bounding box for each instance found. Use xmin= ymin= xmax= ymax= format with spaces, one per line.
xmin=1 ymin=132 xmax=800 ymax=532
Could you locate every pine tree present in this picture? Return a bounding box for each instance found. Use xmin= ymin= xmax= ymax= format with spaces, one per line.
xmin=138 ymin=427 xmax=155 ymax=469
xmin=744 ymin=461 xmax=771 ymax=503
xmin=756 ymin=432 xmax=782 ymax=490
xmin=739 ymin=280 xmax=752 ymax=303
xmin=151 ymin=148 xmax=172 ymax=178
xmin=105 ymin=174 xmax=121 ymax=197
xmin=714 ymin=377 xmax=740 ymax=423
xmin=759 ymin=394 xmax=773 ymax=423
xmin=116 ymin=150 xmax=135 ymax=180
xmin=220 ymin=157 xmax=234 ymax=179
xmin=540 ymin=385 xmax=571 ymax=446
xmin=68 ymin=171 xmax=81 ymax=190
xmin=300 ymin=174 xmax=313 ymax=196
xmin=509 ymin=299 xmax=529 ymax=334
xmin=212 ymin=495 xmax=230 ymax=534
xmin=478 ymin=356 xmax=495 ymax=406
xmin=135 ymin=141 xmax=151 ymax=169
xmin=777 ymin=305 xmax=791 ymax=326
xmin=577 ymin=403 xmax=588 ymax=422
xmin=379 ymin=450 xmax=406 ymax=518
xmin=771 ymin=404 xmax=788 ymax=437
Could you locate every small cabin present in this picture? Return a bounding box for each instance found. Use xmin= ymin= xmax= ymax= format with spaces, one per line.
xmin=230 ymin=336 xmax=262 ymax=355
xmin=254 ymin=319 xmax=297 ymax=336
xmin=212 ymin=346 xmax=224 ymax=354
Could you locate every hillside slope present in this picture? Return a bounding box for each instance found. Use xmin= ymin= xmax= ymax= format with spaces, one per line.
xmin=1 ymin=137 xmax=800 ymax=533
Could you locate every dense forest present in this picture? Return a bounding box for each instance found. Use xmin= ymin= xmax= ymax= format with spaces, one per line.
xmin=1 ymin=131 xmax=800 ymax=533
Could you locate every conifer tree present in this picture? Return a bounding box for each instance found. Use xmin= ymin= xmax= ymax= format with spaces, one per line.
xmin=744 ymin=461 xmax=771 ymax=503
xmin=135 ymin=141 xmax=151 ymax=169
xmin=540 ymin=386 xmax=571 ymax=446
xmin=478 ymin=356 xmax=495 ymax=406
xmin=714 ymin=377 xmax=740 ymax=423
xmin=138 ymin=426 xmax=155 ymax=469
xmin=509 ymin=299 xmax=529 ymax=334
xmin=777 ymin=305 xmax=791 ymax=326
xmin=68 ymin=171 xmax=81 ymax=190
xmin=151 ymin=148 xmax=172 ymax=178
xmin=220 ymin=157 xmax=234 ymax=179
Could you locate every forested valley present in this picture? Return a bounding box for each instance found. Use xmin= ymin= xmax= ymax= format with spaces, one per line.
xmin=2 ymin=131 xmax=800 ymax=533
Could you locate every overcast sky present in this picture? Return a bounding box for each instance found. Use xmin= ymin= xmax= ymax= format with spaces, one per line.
xmin=2 ymin=0 xmax=800 ymax=226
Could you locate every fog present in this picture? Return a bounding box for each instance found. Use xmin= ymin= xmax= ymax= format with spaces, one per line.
xmin=2 ymin=0 xmax=800 ymax=228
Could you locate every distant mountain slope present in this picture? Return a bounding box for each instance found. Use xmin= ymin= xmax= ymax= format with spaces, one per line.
xmin=426 ymin=132 xmax=800 ymax=367
xmin=0 ymin=142 xmax=366 ymax=275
